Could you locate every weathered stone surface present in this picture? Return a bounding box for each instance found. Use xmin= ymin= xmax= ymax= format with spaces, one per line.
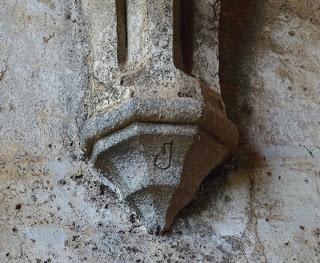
xmin=1 ymin=0 xmax=320 ymax=262
xmin=80 ymin=0 xmax=238 ymax=231
xmin=90 ymin=122 xmax=231 ymax=231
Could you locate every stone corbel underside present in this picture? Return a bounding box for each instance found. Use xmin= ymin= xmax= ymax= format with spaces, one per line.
xmin=80 ymin=0 xmax=238 ymax=232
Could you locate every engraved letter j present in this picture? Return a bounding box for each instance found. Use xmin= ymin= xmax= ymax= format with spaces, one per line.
xmin=154 ymin=141 xmax=173 ymax=170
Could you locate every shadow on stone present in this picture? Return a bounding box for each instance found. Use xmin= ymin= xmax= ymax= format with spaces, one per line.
xmin=169 ymin=0 xmax=267 ymax=233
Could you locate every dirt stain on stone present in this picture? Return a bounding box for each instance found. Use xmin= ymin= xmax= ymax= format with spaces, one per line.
xmin=37 ymin=0 xmax=55 ymax=10
xmin=43 ymin=33 xmax=55 ymax=44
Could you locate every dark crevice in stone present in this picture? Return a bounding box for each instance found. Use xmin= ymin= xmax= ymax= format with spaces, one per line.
xmin=116 ymin=0 xmax=128 ymax=68
xmin=173 ymin=0 xmax=195 ymax=76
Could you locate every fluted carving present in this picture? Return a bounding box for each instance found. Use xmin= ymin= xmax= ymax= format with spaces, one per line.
xmin=81 ymin=0 xmax=238 ymax=232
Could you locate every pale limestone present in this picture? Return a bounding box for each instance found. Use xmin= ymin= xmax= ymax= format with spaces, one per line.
xmin=0 ymin=0 xmax=319 ymax=262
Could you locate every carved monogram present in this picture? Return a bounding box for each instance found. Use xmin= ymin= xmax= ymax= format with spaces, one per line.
xmin=154 ymin=141 xmax=173 ymax=170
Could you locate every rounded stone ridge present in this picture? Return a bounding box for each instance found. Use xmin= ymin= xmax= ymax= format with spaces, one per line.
xmin=80 ymin=97 xmax=204 ymax=155
xmin=80 ymin=95 xmax=239 ymax=156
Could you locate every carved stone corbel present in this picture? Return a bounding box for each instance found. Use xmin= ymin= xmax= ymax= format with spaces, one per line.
xmin=81 ymin=0 xmax=238 ymax=233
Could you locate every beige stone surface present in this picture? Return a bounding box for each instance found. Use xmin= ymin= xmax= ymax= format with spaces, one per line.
xmin=0 ymin=0 xmax=319 ymax=262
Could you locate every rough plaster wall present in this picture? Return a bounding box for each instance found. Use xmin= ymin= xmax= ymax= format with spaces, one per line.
xmin=0 ymin=1 xmax=319 ymax=263
xmin=219 ymin=0 xmax=320 ymax=262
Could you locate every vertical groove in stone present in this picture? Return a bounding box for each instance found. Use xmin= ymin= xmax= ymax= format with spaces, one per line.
xmin=173 ymin=0 xmax=194 ymax=76
xmin=116 ymin=0 xmax=128 ymax=68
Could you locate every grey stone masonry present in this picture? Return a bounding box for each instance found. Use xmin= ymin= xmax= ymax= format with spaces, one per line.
xmin=81 ymin=0 xmax=238 ymax=232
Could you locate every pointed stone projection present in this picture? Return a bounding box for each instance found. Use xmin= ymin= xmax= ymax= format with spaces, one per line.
xmin=81 ymin=0 xmax=238 ymax=232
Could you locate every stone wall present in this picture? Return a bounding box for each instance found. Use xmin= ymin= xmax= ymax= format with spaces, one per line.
xmin=0 ymin=0 xmax=319 ymax=262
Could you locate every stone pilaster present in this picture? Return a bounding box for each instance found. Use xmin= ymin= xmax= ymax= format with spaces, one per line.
xmin=81 ymin=0 xmax=238 ymax=232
